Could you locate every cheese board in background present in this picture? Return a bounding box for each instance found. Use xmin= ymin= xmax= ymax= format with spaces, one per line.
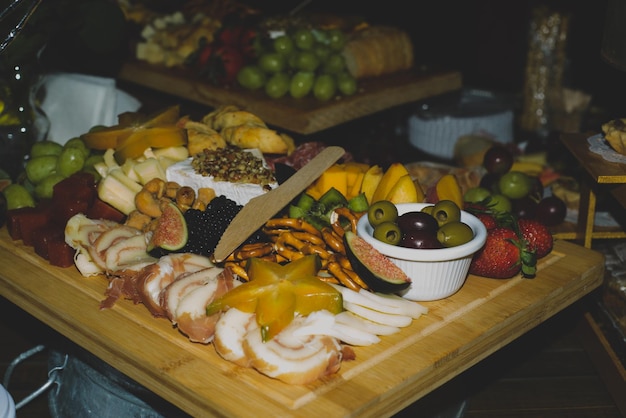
xmin=118 ymin=60 xmax=462 ymax=134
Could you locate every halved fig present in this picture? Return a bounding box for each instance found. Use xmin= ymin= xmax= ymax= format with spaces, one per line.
xmin=148 ymin=202 xmax=188 ymax=252
xmin=343 ymin=231 xmax=411 ymax=293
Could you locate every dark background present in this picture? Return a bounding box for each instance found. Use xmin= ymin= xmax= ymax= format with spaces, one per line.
xmin=35 ymin=0 xmax=626 ymax=123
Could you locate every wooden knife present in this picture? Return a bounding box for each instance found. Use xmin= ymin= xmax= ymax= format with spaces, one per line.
xmin=212 ymin=146 xmax=345 ymax=263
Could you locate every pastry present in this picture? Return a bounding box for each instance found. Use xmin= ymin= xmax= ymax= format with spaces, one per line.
xmin=601 ymin=118 xmax=626 ymax=155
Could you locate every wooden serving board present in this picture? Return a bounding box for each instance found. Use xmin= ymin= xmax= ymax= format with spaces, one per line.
xmin=117 ymin=61 xmax=462 ymax=135
xmin=0 ymin=229 xmax=604 ymax=417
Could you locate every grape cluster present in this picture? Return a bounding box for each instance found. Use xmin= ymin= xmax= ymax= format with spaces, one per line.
xmin=3 ymin=138 xmax=102 ymax=210
xmin=237 ymin=28 xmax=357 ymax=101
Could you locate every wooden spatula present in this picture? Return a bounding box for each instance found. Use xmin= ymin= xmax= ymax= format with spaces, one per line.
xmin=212 ymin=146 xmax=345 ymax=263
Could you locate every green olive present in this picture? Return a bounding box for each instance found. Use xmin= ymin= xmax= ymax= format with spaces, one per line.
xmin=373 ymin=221 xmax=402 ymax=246
xmin=421 ymin=205 xmax=434 ymax=215
xmin=436 ymin=221 xmax=474 ymax=247
xmin=367 ymin=200 xmax=398 ymax=227
xmin=431 ymin=200 xmax=461 ymax=227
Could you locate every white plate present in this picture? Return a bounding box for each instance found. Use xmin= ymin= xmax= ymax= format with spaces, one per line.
xmin=587 ymin=133 xmax=626 ymax=164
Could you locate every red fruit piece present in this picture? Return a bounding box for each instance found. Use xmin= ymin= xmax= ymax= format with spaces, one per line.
xmin=32 ymin=223 xmax=65 ymax=260
xmin=475 ymin=212 xmax=497 ymax=230
xmin=464 ymin=203 xmax=497 ymax=230
xmin=469 ymin=226 xmax=536 ymax=279
xmin=518 ymin=218 xmax=553 ymax=259
xmin=51 ymin=172 xmax=97 ymax=224
xmin=47 ymin=239 xmax=75 ymax=268
xmin=6 ymin=202 xmax=52 ymax=245
xmin=87 ymin=197 xmax=126 ymax=223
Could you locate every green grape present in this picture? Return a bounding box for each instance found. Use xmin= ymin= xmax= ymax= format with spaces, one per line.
xmin=64 ymin=137 xmax=90 ymax=159
xmin=289 ymin=71 xmax=315 ymax=99
xmin=84 ymin=154 xmax=104 ymax=169
xmin=327 ymin=29 xmax=346 ymax=51
xmin=258 ymin=52 xmax=287 ymax=74
xmin=57 ymin=146 xmax=85 ymax=177
xmin=30 ymin=140 xmax=63 ymax=158
xmin=237 ymin=65 xmax=267 ymax=90
xmin=322 ymin=53 xmax=346 ymax=74
xmin=313 ymin=74 xmax=337 ymax=101
xmin=3 ymin=183 xmax=35 ymax=210
xmin=89 ymin=125 xmax=107 ymax=132
xmin=34 ymin=173 xmax=65 ymax=199
xmin=336 ymin=72 xmax=358 ymax=96
xmin=264 ymin=72 xmax=290 ymax=99
xmin=294 ymin=51 xmax=320 ymax=72
xmin=81 ymin=165 xmax=101 ymax=182
xmin=25 ymin=155 xmax=58 ymax=184
xmin=313 ymin=44 xmax=332 ymax=62
xmin=273 ymin=35 xmax=294 ymax=55
xmin=293 ymin=29 xmax=315 ymax=50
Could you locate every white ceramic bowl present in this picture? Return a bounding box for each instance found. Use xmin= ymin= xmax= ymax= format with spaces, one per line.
xmin=357 ymin=203 xmax=487 ymax=301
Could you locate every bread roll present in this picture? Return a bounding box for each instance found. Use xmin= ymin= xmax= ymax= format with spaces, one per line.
xmin=342 ymin=26 xmax=414 ymax=79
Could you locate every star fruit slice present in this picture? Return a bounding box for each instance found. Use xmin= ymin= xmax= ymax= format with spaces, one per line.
xmin=206 ymin=255 xmax=343 ymax=342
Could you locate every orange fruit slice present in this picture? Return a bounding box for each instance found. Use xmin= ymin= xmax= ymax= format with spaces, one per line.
xmin=114 ymin=125 xmax=187 ymax=164
xmin=81 ymin=125 xmax=136 ymax=150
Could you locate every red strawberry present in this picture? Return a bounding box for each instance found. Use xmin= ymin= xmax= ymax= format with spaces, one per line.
xmin=469 ymin=226 xmax=537 ymax=279
xmin=475 ymin=212 xmax=497 ymax=230
xmin=518 ymin=218 xmax=553 ymax=259
xmin=464 ymin=202 xmax=513 ymax=230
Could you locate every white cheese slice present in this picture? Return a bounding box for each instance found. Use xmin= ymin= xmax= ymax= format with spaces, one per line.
xmin=165 ymin=150 xmax=278 ymax=207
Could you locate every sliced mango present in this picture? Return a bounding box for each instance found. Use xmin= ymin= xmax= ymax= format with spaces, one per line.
xmin=81 ymin=105 xmax=182 ymax=152
xmin=386 ymin=174 xmax=420 ymax=204
xmin=114 ymin=126 xmax=188 ymax=164
xmin=360 ymin=165 xmax=384 ymax=204
xmin=435 ymin=174 xmax=463 ymax=208
xmin=81 ymin=126 xmax=136 ymax=150
xmin=141 ymin=104 xmax=181 ymax=128
xmin=371 ymin=163 xmax=409 ymax=203
xmin=344 ymin=162 xmax=369 ymax=199
xmin=310 ymin=164 xmax=348 ymax=198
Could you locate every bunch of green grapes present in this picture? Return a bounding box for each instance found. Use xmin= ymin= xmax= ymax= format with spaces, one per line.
xmin=237 ymin=28 xmax=357 ymax=101
xmin=5 ymin=138 xmax=103 ymax=208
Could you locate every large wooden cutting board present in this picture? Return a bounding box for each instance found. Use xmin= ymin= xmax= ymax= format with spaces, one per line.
xmin=118 ymin=61 xmax=462 ymax=134
xmin=0 ymin=229 xmax=604 ymax=417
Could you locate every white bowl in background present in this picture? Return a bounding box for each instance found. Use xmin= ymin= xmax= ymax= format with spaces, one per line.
xmin=357 ymin=203 xmax=487 ymax=301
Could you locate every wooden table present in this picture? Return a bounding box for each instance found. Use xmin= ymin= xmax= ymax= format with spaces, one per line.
xmin=117 ymin=61 xmax=462 ymax=135
xmin=0 ymin=228 xmax=605 ymax=417
xmin=559 ymin=133 xmax=626 ymax=248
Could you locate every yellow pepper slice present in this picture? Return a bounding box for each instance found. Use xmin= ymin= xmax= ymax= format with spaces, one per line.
xmin=206 ymin=255 xmax=343 ymax=342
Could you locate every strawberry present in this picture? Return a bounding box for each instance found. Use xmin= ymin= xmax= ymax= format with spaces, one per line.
xmin=464 ymin=202 xmax=515 ymax=230
xmin=469 ymin=226 xmax=537 ymax=279
xmin=474 ymin=212 xmax=497 ymax=230
xmin=518 ymin=218 xmax=553 ymax=258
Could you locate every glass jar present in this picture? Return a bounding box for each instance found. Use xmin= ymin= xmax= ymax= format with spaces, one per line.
xmin=0 ymin=49 xmax=50 ymax=181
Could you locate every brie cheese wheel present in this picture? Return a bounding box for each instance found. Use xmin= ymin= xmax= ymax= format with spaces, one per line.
xmin=165 ymin=150 xmax=278 ymax=206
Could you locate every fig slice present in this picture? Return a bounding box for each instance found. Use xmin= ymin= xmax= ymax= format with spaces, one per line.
xmin=344 ymin=231 xmax=411 ymax=293
xmin=148 ymin=202 xmax=188 ymax=252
